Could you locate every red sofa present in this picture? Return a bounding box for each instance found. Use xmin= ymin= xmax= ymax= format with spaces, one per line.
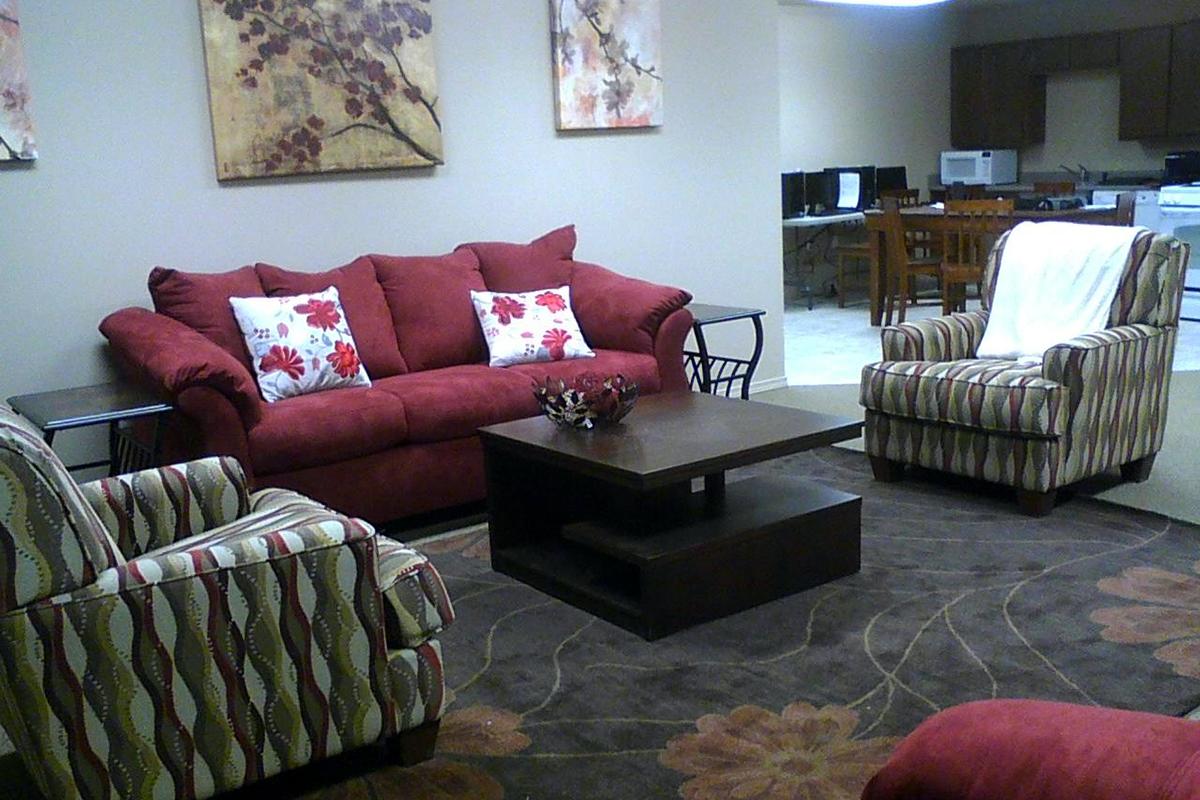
xmin=862 ymin=699 xmax=1200 ymax=800
xmin=100 ymin=226 xmax=694 ymax=523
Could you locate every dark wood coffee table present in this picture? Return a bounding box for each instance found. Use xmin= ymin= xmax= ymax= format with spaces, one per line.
xmin=478 ymin=392 xmax=863 ymax=640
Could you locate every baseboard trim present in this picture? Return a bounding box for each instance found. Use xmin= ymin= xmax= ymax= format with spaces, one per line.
xmin=749 ymin=376 xmax=789 ymax=395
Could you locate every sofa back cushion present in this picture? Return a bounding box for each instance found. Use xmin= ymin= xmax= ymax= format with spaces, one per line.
xmin=255 ymin=257 xmax=408 ymax=377
xmin=149 ymin=265 xmax=265 ymax=371
xmin=456 ymin=224 xmax=577 ymax=292
xmin=369 ymin=250 xmax=488 ymax=371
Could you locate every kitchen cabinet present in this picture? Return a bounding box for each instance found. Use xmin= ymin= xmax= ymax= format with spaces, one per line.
xmin=1118 ymin=26 xmax=1171 ymax=140
xmin=1068 ymin=33 xmax=1119 ymax=69
xmin=950 ymin=42 xmax=1042 ymax=149
xmin=1169 ymin=21 xmax=1200 ymax=136
xmin=950 ymin=47 xmax=985 ymax=149
xmin=951 ymin=20 xmax=1197 ymax=146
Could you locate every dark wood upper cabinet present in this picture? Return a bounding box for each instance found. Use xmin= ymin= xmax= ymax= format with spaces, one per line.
xmin=980 ymin=42 xmax=1029 ymax=148
xmin=951 ymin=46 xmax=985 ymax=148
xmin=1027 ymin=37 xmax=1070 ymax=74
xmin=1068 ymin=32 xmax=1119 ymax=69
xmin=1169 ymin=21 xmax=1200 ymax=136
xmin=1119 ymin=26 xmax=1172 ymax=140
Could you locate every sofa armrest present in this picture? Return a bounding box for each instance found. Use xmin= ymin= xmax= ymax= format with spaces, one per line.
xmin=78 ymin=455 xmax=251 ymax=559
xmin=570 ymin=262 xmax=692 ymax=355
xmin=880 ymin=310 xmax=989 ymax=362
xmin=100 ymin=307 xmax=262 ymax=426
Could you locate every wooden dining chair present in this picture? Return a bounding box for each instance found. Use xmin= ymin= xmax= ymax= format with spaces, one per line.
xmin=1033 ymin=180 xmax=1076 ymax=195
xmin=946 ymin=182 xmax=985 ymax=201
xmin=1116 ymin=192 xmax=1136 ymax=226
xmin=940 ymin=198 xmax=1015 ymax=315
xmin=882 ymin=196 xmax=942 ymax=325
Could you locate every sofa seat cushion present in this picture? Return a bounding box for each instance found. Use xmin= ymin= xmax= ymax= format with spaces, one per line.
xmin=248 ymin=386 xmax=409 ymax=474
xmin=508 ymin=349 xmax=663 ymax=395
xmin=860 ymin=358 xmax=1067 ymax=437
xmin=255 ymin=257 xmax=408 ymax=378
xmin=377 ymin=536 xmax=455 ymax=648
xmin=373 ymin=366 xmax=539 ymax=443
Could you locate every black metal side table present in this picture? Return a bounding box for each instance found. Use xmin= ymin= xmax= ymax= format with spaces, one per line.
xmin=7 ymin=382 xmax=174 ymax=474
xmin=683 ymin=304 xmax=766 ymax=400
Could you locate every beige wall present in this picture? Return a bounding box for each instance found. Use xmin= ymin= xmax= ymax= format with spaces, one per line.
xmin=954 ymin=0 xmax=1200 ymax=174
xmin=779 ymin=3 xmax=953 ymax=191
xmin=0 ymin=0 xmax=783 ymax=413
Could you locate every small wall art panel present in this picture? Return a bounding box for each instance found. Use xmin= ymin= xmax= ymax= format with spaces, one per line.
xmin=0 ymin=0 xmax=37 ymax=161
xmin=550 ymin=0 xmax=662 ymax=130
xmin=198 ymin=0 xmax=443 ymax=180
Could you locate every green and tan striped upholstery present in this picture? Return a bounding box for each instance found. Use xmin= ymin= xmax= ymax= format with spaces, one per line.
xmin=861 ymin=231 xmax=1189 ymax=496
xmin=0 ymin=405 xmax=454 ymax=800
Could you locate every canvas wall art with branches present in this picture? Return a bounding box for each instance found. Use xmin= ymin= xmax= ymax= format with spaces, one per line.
xmin=550 ymin=0 xmax=662 ymax=130
xmin=199 ymin=0 xmax=443 ymax=180
xmin=0 ymin=0 xmax=37 ymax=162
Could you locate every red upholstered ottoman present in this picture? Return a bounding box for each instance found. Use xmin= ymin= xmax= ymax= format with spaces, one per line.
xmin=862 ymin=700 xmax=1200 ymax=800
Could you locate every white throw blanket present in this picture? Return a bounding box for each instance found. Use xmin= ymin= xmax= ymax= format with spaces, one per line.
xmin=976 ymin=221 xmax=1145 ymax=364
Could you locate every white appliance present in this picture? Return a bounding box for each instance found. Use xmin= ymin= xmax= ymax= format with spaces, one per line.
xmin=940 ymin=149 xmax=1019 ymax=186
xmin=1158 ymin=184 xmax=1200 ymax=322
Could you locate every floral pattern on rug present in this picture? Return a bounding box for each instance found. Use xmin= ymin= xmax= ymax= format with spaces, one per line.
xmin=1091 ymin=561 xmax=1200 ymax=680
xmin=661 ymin=702 xmax=900 ymax=800
xmin=437 ymin=706 xmax=531 ymax=757
xmin=419 ymin=527 xmax=490 ymax=561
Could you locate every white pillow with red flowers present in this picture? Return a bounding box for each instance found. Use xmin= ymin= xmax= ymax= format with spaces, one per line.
xmin=470 ymin=286 xmax=595 ymax=368
xmin=229 ymin=286 xmax=371 ymax=402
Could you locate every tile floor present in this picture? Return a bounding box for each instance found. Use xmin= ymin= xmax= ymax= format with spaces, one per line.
xmin=785 ymin=294 xmax=1200 ymax=386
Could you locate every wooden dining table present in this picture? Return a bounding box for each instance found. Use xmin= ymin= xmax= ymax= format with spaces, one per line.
xmin=862 ymin=204 xmax=1120 ymax=326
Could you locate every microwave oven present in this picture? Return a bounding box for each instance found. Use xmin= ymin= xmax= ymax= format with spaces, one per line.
xmin=940 ymin=150 xmax=1018 ymax=186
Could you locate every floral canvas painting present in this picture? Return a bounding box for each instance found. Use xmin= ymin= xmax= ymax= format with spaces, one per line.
xmin=198 ymin=0 xmax=443 ymax=180
xmin=0 ymin=0 xmax=37 ymax=161
xmin=550 ymin=0 xmax=662 ymax=130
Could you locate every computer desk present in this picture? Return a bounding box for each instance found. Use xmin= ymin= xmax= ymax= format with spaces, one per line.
xmin=782 ymin=212 xmax=867 ymax=309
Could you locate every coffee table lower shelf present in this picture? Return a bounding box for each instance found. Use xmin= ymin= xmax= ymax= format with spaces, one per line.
xmin=490 ymin=475 xmax=861 ymax=640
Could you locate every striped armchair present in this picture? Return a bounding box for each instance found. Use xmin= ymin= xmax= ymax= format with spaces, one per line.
xmin=860 ymin=230 xmax=1189 ymax=515
xmin=0 ymin=405 xmax=453 ymax=799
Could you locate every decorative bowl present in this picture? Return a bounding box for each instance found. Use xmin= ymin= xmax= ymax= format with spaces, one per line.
xmin=533 ymin=372 xmax=639 ymax=430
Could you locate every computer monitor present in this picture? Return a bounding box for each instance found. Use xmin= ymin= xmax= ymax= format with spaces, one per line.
xmin=876 ymin=165 xmax=908 ymax=194
xmin=781 ymin=171 xmax=806 ymax=218
xmin=824 ymin=166 xmax=877 ymax=211
xmin=804 ymin=171 xmax=834 ymax=213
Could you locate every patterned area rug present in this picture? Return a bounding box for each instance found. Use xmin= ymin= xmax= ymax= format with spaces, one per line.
xmin=4 ymin=447 xmax=1199 ymax=799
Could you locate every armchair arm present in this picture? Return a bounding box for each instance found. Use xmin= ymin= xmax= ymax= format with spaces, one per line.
xmin=570 ymin=261 xmax=693 ymax=356
xmin=100 ymin=307 xmax=263 ymax=426
xmin=880 ymin=310 xmax=989 ymax=362
xmin=0 ymin=512 xmax=392 ymax=800
xmin=1042 ymin=324 xmax=1175 ymax=480
xmin=78 ymin=455 xmax=251 ymax=560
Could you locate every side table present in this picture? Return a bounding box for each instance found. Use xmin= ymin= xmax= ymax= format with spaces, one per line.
xmin=7 ymin=382 xmax=174 ymax=474
xmin=683 ymin=303 xmax=766 ymax=400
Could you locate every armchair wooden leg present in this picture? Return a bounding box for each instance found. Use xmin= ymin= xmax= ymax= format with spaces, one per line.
xmin=1120 ymin=455 xmax=1156 ymax=483
xmin=388 ymin=720 xmax=441 ymax=767
xmin=869 ymin=456 xmax=905 ymax=482
xmin=1016 ymin=489 xmax=1056 ymax=517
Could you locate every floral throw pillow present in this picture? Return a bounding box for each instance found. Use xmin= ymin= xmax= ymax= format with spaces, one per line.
xmin=229 ymin=286 xmax=371 ymax=402
xmin=470 ymin=286 xmax=595 ymax=368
